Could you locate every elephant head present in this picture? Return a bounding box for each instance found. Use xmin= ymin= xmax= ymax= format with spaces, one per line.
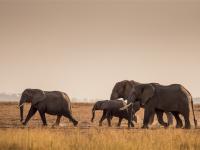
xmin=110 ymin=80 xmax=140 ymax=100
xmin=127 ymin=84 xmax=155 ymax=106
xmin=19 ymin=89 xmax=46 ymax=122
xmin=120 ymin=84 xmax=155 ymax=127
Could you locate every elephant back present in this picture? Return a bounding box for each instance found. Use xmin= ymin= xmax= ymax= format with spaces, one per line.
xmin=103 ymin=100 xmax=125 ymax=110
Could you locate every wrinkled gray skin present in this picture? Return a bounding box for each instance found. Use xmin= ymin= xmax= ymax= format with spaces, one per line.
xmin=91 ymin=100 xmax=140 ymax=127
xmin=110 ymin=80 xmax=173 ymax=126
xmin=123 ymin=83 xmax=197 ymax=129
xmin=19 ymin=89 xmax=78 ymax=126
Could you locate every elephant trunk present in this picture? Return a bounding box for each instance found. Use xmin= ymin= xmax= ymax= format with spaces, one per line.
xmin=91 ymin=108 xmax=96 ymax=122
xmin=19 ymin=97 xmax=25 ymax=122
xmin=19 ymin=103 xmax=24 ymax=122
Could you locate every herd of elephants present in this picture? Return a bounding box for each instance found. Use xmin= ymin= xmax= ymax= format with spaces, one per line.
xmin=18 ymin=80 xmax=198 ymax=129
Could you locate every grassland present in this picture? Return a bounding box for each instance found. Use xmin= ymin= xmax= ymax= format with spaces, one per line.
xmin=0 ymin=102 xmax=200 ymax=150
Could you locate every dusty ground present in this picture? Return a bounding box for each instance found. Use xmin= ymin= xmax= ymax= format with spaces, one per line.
xmin=0 ymin=102 xmax=200 ymax=129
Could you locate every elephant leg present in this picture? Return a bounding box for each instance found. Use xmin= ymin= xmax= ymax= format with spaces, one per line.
xmin=63 ymin=113 xmax=78 ymax=126
xmin=39 ymin=111 xmax=47 ymax=126
xmin=133 ymin=115 xmax=137 ymax=123
xmin=130 ymin=121 xmax=134 ymax=127
xmin=106 ymin=116 xmax=113 ymax=125
xmin=142 ymin=108 xmax=155 ymax=129
xmin=107 ymin=117 xmax=112 ymax=127
xmin=182 ymin=111 xmax=191 ymax=129
xmin=99 ymin=111 xmax=107 ymax=126
xmin=106 ymin=111 xmax=112 ymax=127
xmin=53 ymin=115 xmax=62 ymax=126
xmin=156 ymin=110 xmax=168 ymax=127
xmin=148 ymin=112 xmax=155 ymax=125
xmin=127 ymin=108 xmax=134 ymax=128
xmin=56 ymin=115 xmax=62 ymax=125
xmin=165 ymin=112 xmax=173 ymax=125
xmin=117 ymin=118 xmax=123 ymax=127
xmin=23 ymin=106 xmax=37 ymax=125
xmin=171 ymin=112 xmax=183 ymax=128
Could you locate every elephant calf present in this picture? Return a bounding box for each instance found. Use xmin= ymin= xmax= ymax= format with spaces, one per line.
xmin=19 ymin=89 xmax=78 ymax=127
xmin=91 ymin=100 xmax=140 ymax=127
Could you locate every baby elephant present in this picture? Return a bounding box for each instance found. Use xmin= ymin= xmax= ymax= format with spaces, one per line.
xmin=91 ymin=100 xmax=140 ymax=127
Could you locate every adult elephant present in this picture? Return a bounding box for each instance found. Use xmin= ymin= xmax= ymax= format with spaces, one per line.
xmin=19 ymin=89 xmax=78 ymax=126
xmin=110 ymin=80 xmax=173 ymax=126
xmin=121 ymin=83 xmax=197 ymax=129
xmin=91 ymin=100 xmax=139 ymax=127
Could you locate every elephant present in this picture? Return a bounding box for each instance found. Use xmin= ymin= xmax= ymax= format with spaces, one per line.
xmin=110 ymin=80 xmax=173 ymax=126
xmin=121 ymin=83 xmax=197 ymax=129
xmin=91 ymin=100 xmax=140 ymax=127
xmin=18 ymin=89 xmax=78 ymax=126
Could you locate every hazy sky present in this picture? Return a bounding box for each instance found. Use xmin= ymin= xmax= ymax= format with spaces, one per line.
xmin=0 ymin=0 xmax=200 ymax=100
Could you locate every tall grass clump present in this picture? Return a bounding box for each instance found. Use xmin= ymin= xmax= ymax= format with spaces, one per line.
xmin=0 ymin=128 xmax=200 ymax=150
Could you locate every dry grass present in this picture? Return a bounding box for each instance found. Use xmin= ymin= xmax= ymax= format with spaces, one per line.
xmin=0 ymin=102 xmax=200 ymax=150
xmin=1 ymin=128 xmax=200 ymax=150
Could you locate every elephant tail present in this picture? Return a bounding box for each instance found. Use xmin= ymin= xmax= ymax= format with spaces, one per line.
xmin=91 ymin=107 xmax=95 ymax=122
xmin=182 ymin=86 xmax=197 ymax=128
xmin=191 ymin=97 xmax=197 ymax=128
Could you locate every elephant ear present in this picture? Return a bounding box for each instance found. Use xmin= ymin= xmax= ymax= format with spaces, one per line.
xmin=140 ymin=84 xmax=155 ymax=106
xmin=132 ymin=101 xmax=140 ymax=112
xmin=31 ymin=89 xmax=46 ymax=106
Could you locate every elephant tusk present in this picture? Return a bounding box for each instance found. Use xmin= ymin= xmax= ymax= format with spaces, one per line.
xmin=17 ymin=103 xmax=24 ymax=109
xmin=120 ymin=103 xmax=132 ymax=110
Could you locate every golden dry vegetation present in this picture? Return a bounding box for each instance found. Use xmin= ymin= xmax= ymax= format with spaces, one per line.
xmin=0 ymin=102 xmax=200 ymax=150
